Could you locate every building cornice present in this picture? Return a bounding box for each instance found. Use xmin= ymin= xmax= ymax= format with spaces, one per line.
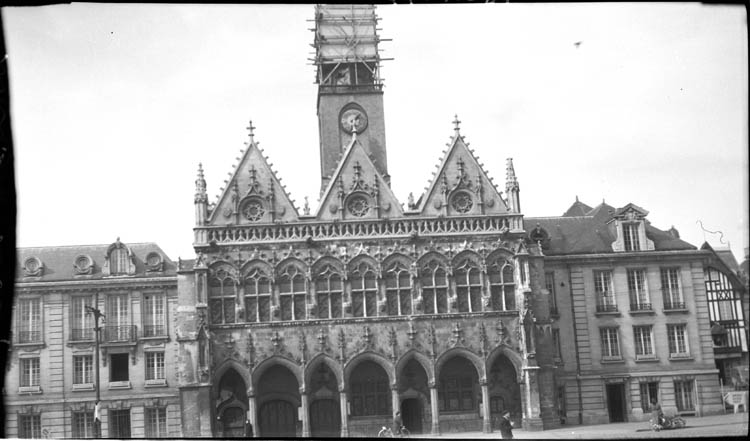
xmin=543 ymin=249 xmax=708 ymax=265
xmin=14 ymin=276 xmax=177 ymax=292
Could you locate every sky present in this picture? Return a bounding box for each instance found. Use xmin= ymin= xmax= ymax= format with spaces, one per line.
xmin=2 ymin=3 xmax=748 ymax=263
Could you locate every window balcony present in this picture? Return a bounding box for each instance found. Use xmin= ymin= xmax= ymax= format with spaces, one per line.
xmin=629 ymin=303 xmax=654 ymax=315
xmin=70 ymin=328 xmax=95 ymax=341
xmin=142 ymin=325 xmax=167 ymax=338
xmin=663 ymin=302 xmax=688 ymax=313
xmin=103 ymin=325 xmax=138 ymax=343
xmin=595 ymin=304 xmax=620 ymax=316
xmin=669 ymin=352 xmax=693 ymax=361
xmin=15 ymin=331 xmax=43 ymax=344
xmin=635 ymin=353 xmax=658 ymax=362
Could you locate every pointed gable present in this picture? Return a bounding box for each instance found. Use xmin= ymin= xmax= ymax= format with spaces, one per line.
xmin=315 ymin=135 xmax=403 ymax=221
xmin=207 ymin=124 xmax=299 ymax=226
xmin=417 ymin=124 xmax=508 ymax=217
xmin=562 ymin=197 xmax=593 ymax=217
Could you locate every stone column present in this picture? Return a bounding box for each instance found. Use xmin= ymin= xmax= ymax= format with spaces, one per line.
xmin=481 ymin=380 xmax=492 ymax=433
xmin=429 ymin=383 xmax=440 ymax=435
xmin=339 ymin=388 xmax=349 ymax=437
xmin=247 ymin=394 xmax=257 ymax=438
xmin=391 ymin=385 xmax=400 ymax=426
xmin=301 ymin=391 xmax=311 ymax=437
xmin=522 ymin=367 xmax=543 ymax=431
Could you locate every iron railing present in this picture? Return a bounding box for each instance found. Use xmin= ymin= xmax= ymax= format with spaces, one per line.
xmin=142 ymin=325 xmax=167 ymax=338
xmin=103 ymin=325 xmax=137 ymax=343
xmin=630 ymin=303 xmax=652 ymax=312
xmin=16 ymin=330 xmax=42 ymax=344
xmin=596 ymin=303 xmax=618 ymax=313
xmin=70 ymin=328 xmax=95 ymax=341
xmin=664 ymin=302 xmax=686 ymax=310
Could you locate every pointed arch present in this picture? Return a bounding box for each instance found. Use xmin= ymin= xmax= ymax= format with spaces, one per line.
xmin=382 ymin=252 xmax=414 ymax=271
xmin=486 ymin=345 xmax=523 ymax=383
xmin=394 ymin=349 xmax=434 ymax=385
xmin=275 ymin=257 xmax=308 ymax=278
xmin=251 ymin=355 xmax=304 ymax=392
xmin=213 ymin=359 xmax=252 ymax=396
xmin=240 ymin=259 xmax=274 ymax=278
xmin=435 ymin=347 xmax=485 ymax=381
xmin=452 ymin=249 xmax=482 ymax=267
xmin=344 ymin=351 xmax=395 ymax=387
xmin=304 ymin=353 xmax=344 ymax=391
xmin=416 ymin=251 xmax=449 ymax=270
xmin=383 ymin=253 xmax=415 ymax=316
xmin=311 ymin=255 xmax=345 ymax=276
xmin=418 ymin=252 xmax=450 ymax=315
xmin=346 ymin=254 xmax=378 ymax=274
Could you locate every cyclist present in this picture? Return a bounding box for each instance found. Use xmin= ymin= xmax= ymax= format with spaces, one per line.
xmin=378 ymin=426 xmax=393 ymax=437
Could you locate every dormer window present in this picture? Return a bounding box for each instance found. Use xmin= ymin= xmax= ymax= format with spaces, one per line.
xmin=623 ymin=223 xmax=640 ymax=251
xmin=23 ymin=257 xmax=44 ymax=277
xmin=111 ymin=247 xmax=130 ymax=275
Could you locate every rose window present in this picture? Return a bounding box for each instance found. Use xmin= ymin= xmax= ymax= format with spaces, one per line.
xmin=451 ymin=192 xmax=474 ymax=213
xmin=347 ymin=195 xmax=371 ymax=217
xmin=242 ymin=200 xmax=265 ymax=222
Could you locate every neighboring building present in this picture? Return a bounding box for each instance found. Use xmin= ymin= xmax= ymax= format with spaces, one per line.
xmin=701 ymin=243 xmax=749 ymax=391
xmin=530 ymin=201 xmax=731 ymax=425
xmin=6 ymin=241 xmax=181 ymax=438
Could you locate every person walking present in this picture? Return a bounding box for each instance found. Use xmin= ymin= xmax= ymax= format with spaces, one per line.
xmin=651 ymin=398 xmax=664 ymax=426
xmin=244 ymin=419 xmax=254 ymax=438
xmin=393 ymin=411 xmax=403 ymax=436
xmin=499 ymin=411 xmax=514 ymax=439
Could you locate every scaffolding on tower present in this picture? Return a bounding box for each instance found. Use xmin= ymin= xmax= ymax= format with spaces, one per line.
xmin=310 ymin=4 xmax=391 ymax=93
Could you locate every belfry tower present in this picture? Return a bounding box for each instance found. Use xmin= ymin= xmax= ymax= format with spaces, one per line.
xmin=312 ymin=4 xmax=390 ymax=194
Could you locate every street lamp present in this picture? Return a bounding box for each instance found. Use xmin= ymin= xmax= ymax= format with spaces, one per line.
xmin=86 ymin=295 xmax=105 ymax=439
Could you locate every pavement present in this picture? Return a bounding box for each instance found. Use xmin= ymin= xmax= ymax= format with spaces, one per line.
xmin=407 ymin=412 xmax=749 ymax=439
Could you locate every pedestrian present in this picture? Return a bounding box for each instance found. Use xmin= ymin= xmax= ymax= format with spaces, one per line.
xmin=244 ymin=419 xmax=253 ymax=438
xmin=393 ymin=411 xmax=403 ymax=435
xmin=499 ymin=411 xmax=513 ymax=439
xmin=650 ymin=398 xmax=664 ymax=426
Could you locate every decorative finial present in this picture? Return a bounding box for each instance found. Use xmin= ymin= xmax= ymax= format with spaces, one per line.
xmin=575 ymin=195 xmax=579 ymax=202
xmin=303 ymin=196 xmax=310 ymax=215
xmin=246 ymin=120 xmax=256 ymax=143
xmin=452 ymin=114 xmax=461 ymax=133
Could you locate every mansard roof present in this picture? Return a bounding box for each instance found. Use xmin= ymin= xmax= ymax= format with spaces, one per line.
xmin=416 ymin=122 xmax=509 ymax=216
xmin=526 ymin=198 xmax=696 ymax=256
xmin=315 ymin=134 xmax=403 ymax=220
xmin=16 ymin=242 xmax=176 ymax=282
xmin=207 ymin=123 xmax=299 ymax=225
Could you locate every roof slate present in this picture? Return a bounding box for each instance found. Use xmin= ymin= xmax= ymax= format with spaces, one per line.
xmin=16 ymin=242 xmax=177 ymax=282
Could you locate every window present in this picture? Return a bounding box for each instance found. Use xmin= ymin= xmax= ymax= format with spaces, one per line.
xmin=209 ymin=268 xmax=236 ymax=324
xmin=350 ymin=362 xmax=390 ymax=416
xmin=105 ymin=294 xmax=132 ymax=341
xmin=667 ymin=324 xmax=690 ymax=358
xmin=623 ymin=222 xmax=640 ymax=251
xmin=17 ymin=298 xmax=41 ymax=343
xmin=661 ymin=268 xmax=684 ymax=309
xmin=110 ymin=353 xmax=129 ymax=382
xmin=143 ymin=293 xmax=166 ymax=337
xmin=279 ymin=265 xmax=306 ymax=321
xmin=639 ymin=382 xmax=659 ymax=412
xmin=488 ymin=259 xmax=515 ymax=311
xmin=20 ymin=358 xmax=40 ymax=387
xmin=553 ymin=328 xmax=562 ymax=361
xmin=351 ymin=262 xmax=378 ymax=318
xmin=145 ymin=407 xmax=168 ymax=438
xmin=72 ymin=411 xmax=95 ymax=438
xmin=455 ymin=260 xmax=482 ymax=313
xmin=440 ymin=376 xmax=475 ymax=411
xmin=421 ymin=261 xmax=449 ymax=314
xmin=18 ymin=413 xmax=41 ymax=439
xmin=74 ymin=355 xmax=94 ymax=385
xmin=600 ymin=328 xmax=621 ymax=359
xmin=633 ymin=326 xmax=654 ymax=359
xmin=627 ymin=269 xmax=650 ymax=310
xmin=109 ymin=409 xmax=131 ymax=438
xmin=316 ymin=265 xmax=343 ymax=319
xmin=146 ymin=352 xmax=165 ymax=381
xmin=545 ymin=272 xmax=558 ymax=315
xmin=594 ymin=271 xmax=616 ymax=312
xmin=244 ymin=269 xmax=271 ymax=323
xmin=385 ymin=262 xmax=412 ymax=316
xmin=110 ymin=247 xmax=130 ymax=275
xmin=674 ymin=380 xmax=695 ymax=411
xmin=71 ymin=296 xmax=95 ymax=341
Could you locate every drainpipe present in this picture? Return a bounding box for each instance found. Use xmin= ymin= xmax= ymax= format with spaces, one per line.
xmin=567 ymin=264 xmax=583 ymax=425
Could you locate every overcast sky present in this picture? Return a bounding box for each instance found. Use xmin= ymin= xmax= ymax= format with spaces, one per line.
xmin=3 ymin=3 xmax=748 ymax=262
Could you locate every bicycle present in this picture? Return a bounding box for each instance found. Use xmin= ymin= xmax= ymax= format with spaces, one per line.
xmin=377 ymin=426 xmax=410 ymax=438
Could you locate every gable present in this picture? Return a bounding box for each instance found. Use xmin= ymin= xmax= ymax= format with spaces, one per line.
xmin=417 ymin=134 xmax=508 ymax=217
xmin=315 ymin=136 xmax=403 ymax=221
xmin=208 ymin=140 xmax=299 ymax=226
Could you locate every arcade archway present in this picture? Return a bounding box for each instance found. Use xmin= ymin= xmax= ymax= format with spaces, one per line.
xmin=257 ymin=364 xmax=300 ymax=437
xmin=487 ymin=354 xmax=522 ymax=429
xmin=216 ymin=369 xmax=248 ymax=438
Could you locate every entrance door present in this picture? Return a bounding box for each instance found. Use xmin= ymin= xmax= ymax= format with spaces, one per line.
xmin=401 ymin=398 xmax=423 ymax=434
xmin=221 ymin=406 xmax=246 ymax=437
xmin=606 ymin=384 xmax=626 ymax=422
xmin=259 ymin=400 xmax=296 ymax=437
xmin=310 ymin=399 xmax=340 ymax=437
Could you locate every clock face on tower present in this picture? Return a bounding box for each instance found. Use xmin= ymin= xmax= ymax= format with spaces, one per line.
xmin=340 ymin=107 xmax=368 ymax=134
